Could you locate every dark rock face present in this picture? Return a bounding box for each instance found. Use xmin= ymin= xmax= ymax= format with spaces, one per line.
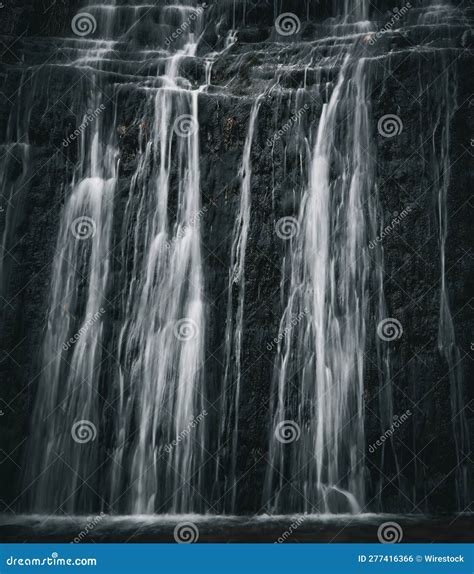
xmin=0 ymin=0 xmax=472 ymax=517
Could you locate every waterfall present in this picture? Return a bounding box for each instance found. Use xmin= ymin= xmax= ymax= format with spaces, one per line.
xmin=418 ymin=3 xmax=470 ymax=510
xmin=24 ymin=86 xmax=117 ymax=513
xmin=264 ymin=37 xmax=376 ymax=513
xmin=23 ymin=0 xmax=209 ymax=514
xmin=215 ymin=96 xmax=262 ymax=512
xmin=2 ymin=0 xmax=466 ymax=517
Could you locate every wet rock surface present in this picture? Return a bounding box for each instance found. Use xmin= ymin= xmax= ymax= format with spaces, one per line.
xmin=0 ymin=0 xmax=472 ymax=521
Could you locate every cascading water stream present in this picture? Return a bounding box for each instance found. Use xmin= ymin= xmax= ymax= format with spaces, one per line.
xmin=264 ymin=44 xmax=376 ymax=513
xmin=3 ymin=0 xmax=467 ymax=518
xmin=0 ymin=79 xmax=32 ymax=301
xmin=22 ymin=0 xmax=210 ymax=514
xmin=215 ymin=96 xmax=262 ymax=512
xmin=417 ymin=2 xmax=470 ymax=510
xmin=23 ymin=86 xmax=118 ymax=513
xmin=112 ymin=57 xmax=207 ymax=513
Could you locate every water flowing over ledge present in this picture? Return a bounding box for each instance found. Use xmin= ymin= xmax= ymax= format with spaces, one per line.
xmin=0 ymin=0 xmax=471 ymax=523
xmin=0 ymin=512 xmax=472 ymax=543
